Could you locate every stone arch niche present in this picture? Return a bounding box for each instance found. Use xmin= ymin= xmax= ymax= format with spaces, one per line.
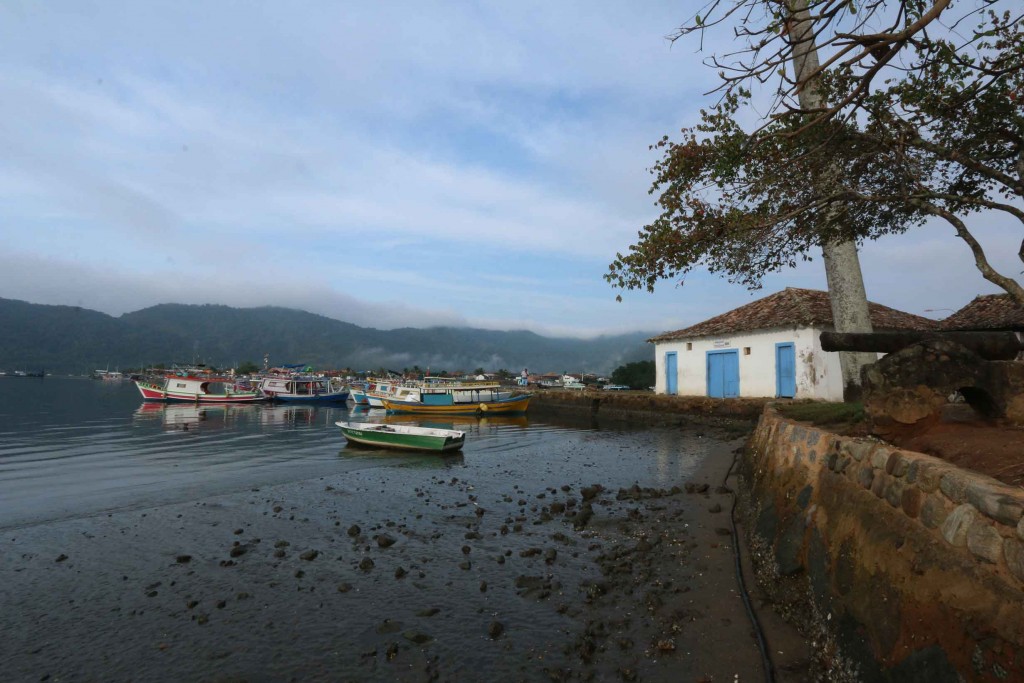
xmin=862 ymin=340 xmax=1024 ymax=439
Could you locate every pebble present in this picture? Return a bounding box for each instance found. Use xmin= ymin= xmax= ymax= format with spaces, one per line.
xmin=403 ymin=630 xmax=433 ymax=644
xmin=299 ymin=549 xmax=319 ymax=561
xmin=488 ymin=621 xmax=504 ymax=639
xmin=348 ymin=524 xmax=361 ymax=537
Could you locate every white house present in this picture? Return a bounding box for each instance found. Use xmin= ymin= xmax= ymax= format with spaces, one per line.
xmin=650 ymin=287 xmax=938 ymax=401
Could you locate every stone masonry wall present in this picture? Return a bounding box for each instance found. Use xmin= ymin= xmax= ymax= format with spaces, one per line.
xmin=746 ymin=407 xmax=1024 ymax=682
xmin=530 ymin=390 xmax=768 ymax=426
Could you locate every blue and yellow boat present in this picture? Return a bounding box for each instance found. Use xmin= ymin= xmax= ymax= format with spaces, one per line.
xmin=381 ymin=394 xmax=532 ymax=416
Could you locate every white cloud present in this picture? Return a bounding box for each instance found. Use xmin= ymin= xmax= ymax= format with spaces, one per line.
xmin=0 ymin=1 xmax=1018 ymax=340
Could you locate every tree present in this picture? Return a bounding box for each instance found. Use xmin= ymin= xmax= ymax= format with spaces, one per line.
xmin=611 ymin=360 xmax=656 ymax=390
xmin=607 ymin=2 xmax=1024 ymax=382
xmin=236 ymin=360 xmax=260 ymax=375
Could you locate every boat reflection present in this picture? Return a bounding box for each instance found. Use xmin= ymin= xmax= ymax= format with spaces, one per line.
xmin=380 ymin=413 xmax=529 ymax=432
xmin=259 ymin=404 xmax=316 ymax=426
xmin=336 ymin=443 xmax=466 ymax=468
xmin=133 ymin=402 xmax=257 ymax=430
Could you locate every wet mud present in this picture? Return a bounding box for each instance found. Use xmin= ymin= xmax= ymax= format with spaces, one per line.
xmin=2 ymin=426 xmax=775 ymax=682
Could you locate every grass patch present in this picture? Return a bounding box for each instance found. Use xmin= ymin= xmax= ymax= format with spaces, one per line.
xmin=776 ymin=401 xmax=865 ymax=427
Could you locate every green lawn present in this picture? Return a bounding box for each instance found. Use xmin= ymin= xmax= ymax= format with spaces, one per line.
xmin=775 ymin=401 xmax=865 ymax=429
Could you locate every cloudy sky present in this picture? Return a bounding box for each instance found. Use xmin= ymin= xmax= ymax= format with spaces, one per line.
xmin=0 ymin=1 xmax=1019 ymax=337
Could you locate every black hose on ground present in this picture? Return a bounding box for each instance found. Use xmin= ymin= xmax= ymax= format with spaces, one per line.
xmin=723 ymin=444 xmax=775 ymax=683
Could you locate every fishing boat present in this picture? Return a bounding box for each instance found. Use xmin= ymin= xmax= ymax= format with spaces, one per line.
xmin=258 ymin=375 xmax=349 ymax=403
xmin=349 ymin=383 xmax=370 ymax=405
xmin=1 ymin=369 xmax=45 ymax=378
xmin=336 ymin=421 xmax=466 ymax=452
xmin=361 ymin=376 xmax=512 ymax=407
xmin=135 ymin=369 xmax=265 ymax=404
xmin=362 ymin=379 xmax=423 ymax=407
xmin=381 ymin=394 xmax=532 ymax=416
xmin=416 ymin=377 xmax=513 ymax=403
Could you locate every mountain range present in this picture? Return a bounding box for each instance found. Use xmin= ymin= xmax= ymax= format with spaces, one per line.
xmin=0 ymin=298 xmax=655 ymax=375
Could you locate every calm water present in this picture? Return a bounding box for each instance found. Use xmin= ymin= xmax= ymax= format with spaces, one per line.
xmin=0 ymin=377 xmax=700 ymax=530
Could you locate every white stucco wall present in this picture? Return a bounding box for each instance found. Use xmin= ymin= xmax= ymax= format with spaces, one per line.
xmin=652 ymin=326 xmax=846 ymax=401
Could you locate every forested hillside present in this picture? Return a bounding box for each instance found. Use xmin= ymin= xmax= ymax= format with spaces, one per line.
xmin=0 ymin=298 xmax=653 ymax=375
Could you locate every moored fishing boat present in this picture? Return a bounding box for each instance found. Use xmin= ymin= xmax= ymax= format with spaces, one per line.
xmin=336 ymin=421 xmax=466 ymax=452
xmin=349 ymin=383 xmax=370 ymax=405
xmin=381 ymin=394 xmax=532 ymax=416
xmin=363 ymin=379 xmax=422 ymax=407
xmin=135 ymin=370 xmax=265 ymax=403
xmin=362 ymin=376 xmax=512 ymax=407
xmin=415 ymin=377 xmax=513 ymax=403
xmin=258 ymin=375 xmax=349 ymax=403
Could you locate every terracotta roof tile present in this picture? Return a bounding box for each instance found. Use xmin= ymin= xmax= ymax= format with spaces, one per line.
xmin=941 ymin=294 xmax=1024 ymax=331
xmin=649 ymin=287 xmax=939 ymax=342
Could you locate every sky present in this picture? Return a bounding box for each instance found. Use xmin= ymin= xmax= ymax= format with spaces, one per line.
xmin=0 ymin=1 xmax=1019 ymax=338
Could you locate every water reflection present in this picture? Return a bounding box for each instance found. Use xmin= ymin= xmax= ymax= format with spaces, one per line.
xmin=1 ymin=379 xmax=711 ymax=529
xmin=133 ymin=403 xmax=260 ymax=431
xmin=381 ymin=413 xmax=530 ymax=432
xmin=336 ymin=444 xmax=466 ymax=469
xmin=258 ymin=404 xmax=318 ymax=426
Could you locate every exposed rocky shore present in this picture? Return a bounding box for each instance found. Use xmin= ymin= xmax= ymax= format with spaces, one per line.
xmin=1 ymin=418 xmax=796 ymax=682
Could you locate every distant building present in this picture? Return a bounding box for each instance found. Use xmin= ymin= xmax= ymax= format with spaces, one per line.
xmin=649 ymin=287 xmax=937 ymax=401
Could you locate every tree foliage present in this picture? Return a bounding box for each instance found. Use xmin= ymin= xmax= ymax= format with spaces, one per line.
xmin=611 ymin=360 xmax=656 ymax=389
xmin=236 ymin=360 xmax=260 ymax=374
xmin=607 ymin=1 xmax=1024 ymax=305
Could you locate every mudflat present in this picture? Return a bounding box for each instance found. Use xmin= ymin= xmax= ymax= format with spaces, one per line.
xmin=2 ymin=423 xmax=777 ymax=682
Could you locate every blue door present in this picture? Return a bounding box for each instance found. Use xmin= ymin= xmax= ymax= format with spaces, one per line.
xmin=776 ymin=342 xmax=796 ymax=398
xmin=707 ymin=350 xmax=740 ymax=398
xmin=665 ymin=352 xmax=678 ymax=395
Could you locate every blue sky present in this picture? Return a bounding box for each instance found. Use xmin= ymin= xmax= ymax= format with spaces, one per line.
xmin=0 ymin=1 xmax=1019 ymax=337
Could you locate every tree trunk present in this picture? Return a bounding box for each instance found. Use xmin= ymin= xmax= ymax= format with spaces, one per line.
xmin=788 ymin=0 xmax=876 ymax=400
xmin=822 ymin=240 xmax=878 ymax=399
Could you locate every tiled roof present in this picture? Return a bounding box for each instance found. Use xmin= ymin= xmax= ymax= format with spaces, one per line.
xmin=942 ymin=294 xmax=1024 ymax=331
xmin=649 ymin=287 xmax=939 ymax=342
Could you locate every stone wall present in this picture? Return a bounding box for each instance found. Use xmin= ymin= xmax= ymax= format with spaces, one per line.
xmin=529 ymin=390 xmax=769 ymax=426
xmin=746 ymin=407 xmax=1024 ymax=681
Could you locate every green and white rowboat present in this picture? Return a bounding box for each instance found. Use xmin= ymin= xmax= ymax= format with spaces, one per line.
xmin=336 ymin=421 xmax=466 ymax=452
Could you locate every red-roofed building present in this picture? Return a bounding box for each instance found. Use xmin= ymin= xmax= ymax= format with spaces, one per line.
xmin=942 ymin=293 xmax=1024 ymax=360
xmin=650 ymin=288 xmax=938 ymax=401
xmin=942 ymin=294 xmax=1024 ymax=333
